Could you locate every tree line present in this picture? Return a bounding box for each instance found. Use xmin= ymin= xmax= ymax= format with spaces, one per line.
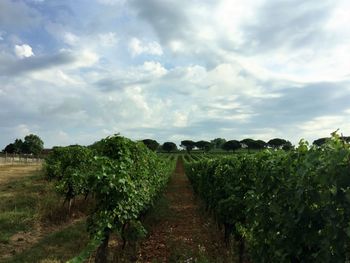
xmin=2 ymin=134 xmax=44 ymax=156
xmin=3 ymin=135 xmax=346 ymax=156
xmin=141 ymin=137 xmax=293 ymax=153
xmin=142 ymin=136 xmax=350 ymax=153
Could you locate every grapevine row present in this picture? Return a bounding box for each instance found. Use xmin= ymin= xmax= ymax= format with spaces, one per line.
xmin=185 ymin=133 xmax=350 ymax=262
xmin=45 ymin=135 xmax=175 ymax=262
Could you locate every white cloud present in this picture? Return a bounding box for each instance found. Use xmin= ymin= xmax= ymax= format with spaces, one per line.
xmin=213 ymin=0 xmax=262 ymax=47
xmin=169 ymin=40 xmax=185 ymax=53
xmin=128 ymin=38 xmax=163 ymax=57
xmin=73 ymin=49 xmax=99 ymax=68
xmin=29 ymin=69 xmax=83 ymax=87
xmin=63 ymin=32 xmax=79 ymax=46
xmin=298 ymin=115 xmax=350 ymax=140
xmin=14 ymin=44 xmax=34 ymax=58
xmin=325 ymin=1 xmax=350 ymax=33
xmin=141 ymin=61 xmax=167 ymax=77
xmin=99 ymin=32 xmax=118 ymax=46
xmin=173 ymin=111 xmax=188 ymax=127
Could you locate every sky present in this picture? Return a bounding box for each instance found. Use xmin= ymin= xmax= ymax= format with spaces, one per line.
xmin=1 ymin=0 xmax=350 ymax=148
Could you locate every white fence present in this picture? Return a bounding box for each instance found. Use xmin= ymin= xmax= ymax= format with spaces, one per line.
xmin=0 ymin=153 xmax=43 ymax=165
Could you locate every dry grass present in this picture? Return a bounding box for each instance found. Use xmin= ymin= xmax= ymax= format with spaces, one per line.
xmin=0 ymin=164 xmax=42 ymax=184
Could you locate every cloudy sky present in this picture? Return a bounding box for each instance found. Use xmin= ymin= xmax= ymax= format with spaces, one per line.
xmin=1 ymin=0 xmax=350 ymax=148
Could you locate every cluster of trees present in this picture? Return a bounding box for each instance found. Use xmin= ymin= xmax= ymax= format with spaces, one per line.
xmin=141 ymin=137 xmax=295 ymax=153
xmin=141 ymin=139 xmax=177 ymax=152
xmin=180 ymin=138 xmax=293 ymax=152
xmin=2 ymin=134 xmax=44 ymax=155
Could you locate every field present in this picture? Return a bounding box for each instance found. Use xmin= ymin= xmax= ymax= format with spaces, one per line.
xmin=1 ymin=134 xmax=350 ymax=263
xmin=0 ymin=158 xmax=232 ymax=262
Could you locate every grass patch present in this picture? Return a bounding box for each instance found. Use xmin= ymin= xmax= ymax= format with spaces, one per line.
xmin=3 ymin=221 xmax=89 ymax=263
xmin=0 ymin=211 xmax=33 ymax=244
xmin=0 ymin=166 xmax=91 ymax=246
xmin=0 ymin=173 xmax=44 ymax=244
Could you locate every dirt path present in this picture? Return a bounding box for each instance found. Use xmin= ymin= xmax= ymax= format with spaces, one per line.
xmin=137 ymin=157 xmax=227 ymax=263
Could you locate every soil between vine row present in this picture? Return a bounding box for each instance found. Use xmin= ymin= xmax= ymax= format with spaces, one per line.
xmin=136 ymin=157 xmax=232 ymax=263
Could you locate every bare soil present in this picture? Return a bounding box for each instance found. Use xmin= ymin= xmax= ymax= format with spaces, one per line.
xmin=137 ymin=158 xmax=229 ymax=263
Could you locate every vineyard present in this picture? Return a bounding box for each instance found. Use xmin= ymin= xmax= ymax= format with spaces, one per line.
xmin=184 ymin=133 xmax=350 ymax=263
xmin=45 ymin=135 xmax=176 ymax=262
xmin=1 ymin=133 xmax=350 ymax=262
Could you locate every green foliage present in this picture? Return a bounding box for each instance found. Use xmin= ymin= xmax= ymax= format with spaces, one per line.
xmin=195 ymin=140 xmax=212 ymax=151
xmin=45 ymin=145 xmax=94 ymax=202
xmin=313 ymin=137 xmax=329 ymax=146
xmin=185 ymin=133 xmax=350 ymax=262
xmin=3 ymin=134 xmax=44 ymax=155
xmin=162 ymin=142 xmax=177 ymax=152
xmin=180 ymin=140 xmax=196 ymax=152
xmin=267 ymin=138 xmax=288 ymax=149
xmin=222 ymin=140 xmax=241 ymax=152
xmin=141 ymin=139 xmax=160 ymax=151
xmin=210 ymin=138 xmax=227 ymax=149
xmin=22 ymin=134 xmax=44 ymax=155
xmin=45 ymin=135 xmax=175 ymax=261
xmin=240 ymin=138 xmax=266 ymax=150
xmin=123 ymin=220 xmax=147 ymax=242
xmin=3 ymin=143 xmax=16 ymax=153
xmin=255 ymin=139 xmax=267 ymax=148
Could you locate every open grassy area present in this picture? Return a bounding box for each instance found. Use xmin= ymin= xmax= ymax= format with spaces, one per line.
xmin=0 ymin=165 xmax=45 ymax=245
xmin=0 ymin=165 xmax=90 ymax=262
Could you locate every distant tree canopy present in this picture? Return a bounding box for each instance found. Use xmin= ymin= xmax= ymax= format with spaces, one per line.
xmin=267 ymin=138 xmax=293 ymax=150
xmin=3 ymin=134 xmax=44 ymax=155
xmin=3 ymin=143 xmax=16 ymax=154
xmin=3 ymin=139 xmax=24 ymax=154
xmin=162 ymin=142 xmax=177 ymax=152
xmin=222 ymin=140 xmax=241 ymax=152
xmin=180 ymin=140 xmax=196 ymax=152
xmin=210 ymin=138 xmax=226 ymax=149
xmin=240 ymin=138 xmax=266 ymax=150
xmin=141 ymin=139 xmax=159 ymax=151
xmin=255 ymin=140 xmax=267 ymax=149
xmin=22 ymin=134 xmax=44 ymax=155
xmin=195 ymin=140 xmax=212 ymax=151
xmin=267 ymin=138 xmax=288 ymax=149
xmin=313 ymin=137 xmax=328 ymax=146
xmin=282 ymin=141 xmax=293 ymax=150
